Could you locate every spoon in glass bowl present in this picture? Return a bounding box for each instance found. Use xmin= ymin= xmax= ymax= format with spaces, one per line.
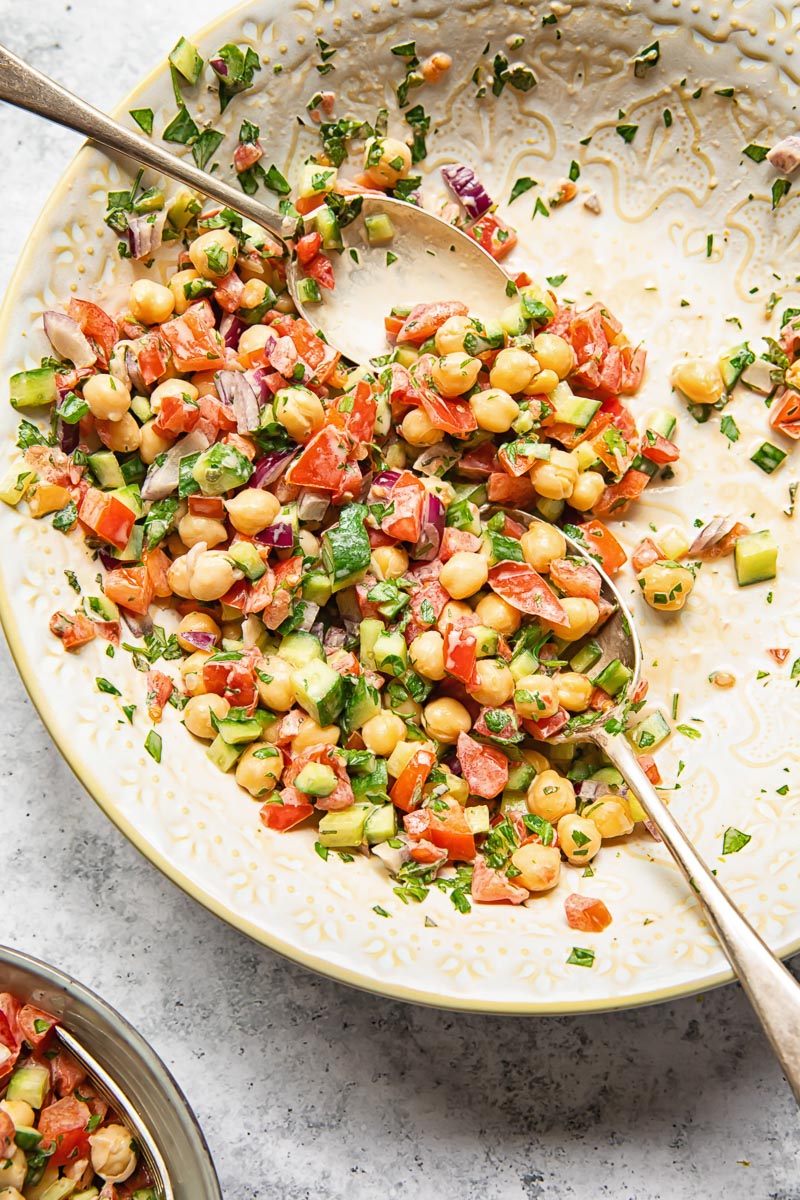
xmin=487 ymin=507 xmax=800 ymax=1103
xmin=0 ymin=42 xmax=511 ymax=364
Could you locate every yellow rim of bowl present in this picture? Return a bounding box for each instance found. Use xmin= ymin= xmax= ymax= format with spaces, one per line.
xmin=1 ymin=0 xmax=790 ymax=1015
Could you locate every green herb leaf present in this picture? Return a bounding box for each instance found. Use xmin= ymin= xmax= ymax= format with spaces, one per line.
xmin=742 ymin=144 xmax=769 ymax=162
xmin=566 ymin=946 xmax=595 ymax=968
xmin=373 ymin=904 xmax=391 ymax=918
xmin=772 ymin=178 xmax=792 ymax=209
xmin=676 ymin=723 xmax=702 ymax=740
xmin=633 ymin=40 xmax=660 ymax=77
xmin=129 ymin=108 xmax=154 ymax=135
xmin=52 ymin=501 xmax=78 ymax=533
xmin=615 ymin=124 xmax=638 ymax=144
xmin=144 ymin=730 xmax=163 ymax=763
xmin=720 ymin=414 xmax=740 ymax=443
xmin=192 ymin=128 xmax=224 ymax=170
xmin=663 ymin=108 xmax=673 ymax=128
xmin=122 ymin=704 xmax=136 ymax=724
xmin=163 ymin=107 xmax=199 ymax=145
xmin=722 ymin=826 xmax=751 ymax=855
xmin=96 ymin=677 xmax=121 ymax=697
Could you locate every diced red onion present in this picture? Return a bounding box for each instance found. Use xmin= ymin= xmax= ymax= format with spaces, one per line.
xmin=442 ymin=754 xmax=463 ymax=776
xmin=58 ymin=420 xmax=79 ymax=454
xmin=120 ymin=609 xmax=154 ymax=638
xmin=323 ymin=626 xmax=348 ymax=651
xmin=209 ymin=56 xmax=228 ymax=77
xmin=411 ymin=492 xmax=445 ymax=562
xmin=256 ymin=521 xmax=294 ymax=548
xmin=220 ymin=312 xmax=247 ymax=350
xmin=644 ymin=818 xmax=662 ymax=841
xmin=767 ymin=135 xmax=800 ymax=174
xmin=43 ymin=311 xmax=96 ymax=369
xmin=125 ymin=346 xmax=147 ymax=394
xmin=687 ymin=514 xmax=737 ymax=557
xmin=141 ymin=429 xmax=211 ymax=500
xmin=297 ymin=488 xmax=329 ymax=524
xmin=295 ymin=602 xmax=320 ymax=632
xmin=251 ymin=448 xmax=298 ymax=488
xmin=335 ymin=588 xmax=362 ymax=629
xmin=127 ymin=210 xmax=167 ymax=261
xmin=251 ymin=366 xmax=282 ymax=399
xmin=179 ymin=630 xmax=218 ymax=652
xmin=441 ymin=163 xmax=493 ymax=220
xmin=371 ymin=470 xmax=402 ymax=495
xmin=98 ymin=549 xmax=123 ymax=571
xmin=216 ymin=369 xmax=261 ymax=433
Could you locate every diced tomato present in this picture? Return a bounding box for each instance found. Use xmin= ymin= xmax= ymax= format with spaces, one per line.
xmin=17 ymin=1005 xmax=55 ymax=1049
xmin=384 ymin=315 xmax=404 ymax=337
xmin=66 ymin=299 xmax=119 ymax=366
xmin=331 ymin=459 xmax=362 ymax=505
xmin=524 ymin=708 xmax=570 ymax=741
xmin=196 ymin=393 xmax=239 ymax=440
xmin=381 ymin=471 xmax=426 ymax=542
xmin=341 ymin=380 xmax=376 ymax=445
xmin=631 ymin=538 xmax=662 ymax=572
xmin=188 ymin=495 xmax=226 ymax=519
xmin=159 ymin=307 xmax=225 ymax=372
xmin=0 ymin=1110 xmax=14 ymax=1158
xmin=395 ymin=300 xmax=469 ymax=344
xmin=497 ymin=440 xmax=536 ymax=477
xmin=620 ymin=344 xmax=647 ymax=394
xmin=564 ymin=893 xmax=613 ymax=932
xmin=78 ymin=488 xmax=136 ymax=551
xmin=242 ymin=569 xmax=276 ymax=616
xmin=589 ymin=686 xmax=615 ymax=713
xmin=50 ymin=610 xmax=97 ymax=652
xmin=428 ymin=796 xmax=476 ymax=862
xmin=410 ymin=838 xmax=449 ymax=865
xmin=471 ymin=854 xmax=529 ymax=904
xmin=304 ymin=253 xmax=335 ymax=291
xmin=473 ymin=705 xmax=523 ymax=744
xmin=469 ymin=213 xmax=518 ymax=261
xmin=456 ymin=732 xmax=508 ymax=799
xmin=153 ymin=390 xmax=200 ymax=436
xmin=769 ymin=388 xmax=800 ymax=439
xmin=405 ymin=580 xmax=450 ymax=643
xmin=417 ymin=389 xmax=478 ymax=437
xmin=260 ymin=795 xmax=314 ymax=830
xmin=135 ymin=330 xmax=171 ymax=384
xmin=49 ymin=1049 xmax=86 ymax=1097
xmin=295 ymin=192 xmax=326 ymax=216
xmin=390 ymin=747 xmax=437 ymax=812
xmin=296 ymin=232 xmax=322 ymax=265
xmin=234 ymin=139 xmax=263 ymax=173
xmin=638 ymin=754 xmax=661 ymax=785
xmin=443 ymin=625 xmax=479 ymax=687
xmin=440 ymin=527 xmax=481 ymax=561
xmin=213 ymin=270 xmax=245 ymax=313
xmin=203 ymin=656 xmax=258 ymax=710
xmin=500 ymin=514 xmax=527 ymax=540
xmin=694 ymin=521 xmax=749 ymax=561
xmin=271 ymin=315 xmax=340 ymax=384
xmin=286 ymin=426 xmax=352 ymax=490
xmin=487 ymin=561 xmax=567 ymax=623
xmin=458 ymin=441 xmax=500 ymax=478
xmin=577 ymin=520 xmax=628 ymax=574
xmin=641 ymin=432 xmax=680 ymax=464
xmin=593 ymin=468 xmax=652 ymax=517
xmin=403 ymin=808 xmax=432 ymax=840
xmin=103 ymin=566 xmax=154 ymax=616
xmin=486 ymin=472 xmax=536 ymax=506
xmin=287 ymin=745 xmax=354 ymax=811
xmin=548 ymin=557 xmax=602 ymax=603
xmin=38 ymin=1096 xmax=92 ymax=1166
xmin=768 ymin=647 xmax=791 ymax=664
xmin=142 ymin=548 xmax=172 ymax=601
xmin=146 ymin=670 xmax=174 ymax=723
xmin=596 ymin=344 xmax=623 ymax=395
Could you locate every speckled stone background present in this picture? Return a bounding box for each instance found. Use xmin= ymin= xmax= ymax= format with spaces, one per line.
xmin=0 ymin=1 xmax=798 ymax=1196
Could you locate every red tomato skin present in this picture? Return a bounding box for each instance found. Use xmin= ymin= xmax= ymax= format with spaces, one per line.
xmin=304 ymin=253 xmax=335 ymax=291
xmin=486 ymin=472 xmax=536 ymax=506
xmin=548 ymin=558 xmax=602 ymax=603
xmin=102 ymin=566 xmax=154 ymax=616
xmin=381 ymin=471 xmax=426 ymax=542
xmin=471 ymin=854 xmax=529 ymax=904
xmin=78 ymin=488 xmax=136 ymax=551
xmin=456 ymin=732 xmax=509 ymax=799
xmin=18 ymin=1005 xmax=55 ymax=1048
xmin=49 ymin=611 xmax=97 ymax=651
xmin=428 ymin=801 xmax=476 ymax=862
xmin=631 ymin=538 xmax=662 ymax=573
xmin=576 ymin=520 xmax=628 ymax=575
xmin=396 ymin=301 xmax=468 ymax=344
xmin=487 ymin=562 xmax=568 ymax=624
xmin=469 ymin=213 xmax=518 ymax=261
xmin=641 ymin=432 xmax=680 ymax=464
xmin=286 ymin=426 xmax=351 ymax=488
xmin=443 ymin=625 xmax=479 ymax=687
xmin=66 ymin=298 xmax=119 ymax=366
xmin=38 ymin=1096 xmax=92 ymax=1167
xmin=769 ymin=388 xmax=800 ymax=439
xmin=418 ymin=389 xmax=478 ymax=436
xmin=564 ymin=893 xmax=613 ymax=932
xmin=159 ymin=307 xmax=226 ymax=372
xmin=153 ymin=391 xmax=200 ymax=436
xmin=296 ymin=232 xmax=322 ymax=265
xmin=440 ymin=528 xmax=481 ymax=561
xmin=390 ymin=748 xmax=436 ymax=812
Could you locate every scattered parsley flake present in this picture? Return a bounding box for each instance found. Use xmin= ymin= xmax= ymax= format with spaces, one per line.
xmin=742 ymin=144 xmax=769 ymax=163
xmin=144 ymin=730 xmax=162 ymax=763
xmin=566 ymin=946 xmax=595 ymax=968
xmin=96 ymin=677 xmax=121 ymax=697
xmin=615 ymin=124 xmax=638 ymax=144
xmin=373 ymin=904 xmax=390 ymax=918
xmin=720 ymin=414 xmax=740 ymax=443
xmin=509 ymin=176 xmax=536 ymax=203
xmin=722 ymin=826 xmax=751 ymax=855
xmin=772 ymin=179 xmax=792 ymax=209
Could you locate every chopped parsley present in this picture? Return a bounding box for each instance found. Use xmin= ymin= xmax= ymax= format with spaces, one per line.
xmin=509 ymin=176 xmax=537 ymax=204
xmin=566 ymin=946 xmax=595 ymax=968
xmin=722 ymin=826 xmax=751 ymax=855
xmin=144 ymin=730 xmax=163 ymax=763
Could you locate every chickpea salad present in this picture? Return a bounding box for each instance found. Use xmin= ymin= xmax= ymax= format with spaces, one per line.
xmin=3 ymin=31 xmax=796 ymax=934
xmin=0 ymin=991 xmax=155 ymax=1200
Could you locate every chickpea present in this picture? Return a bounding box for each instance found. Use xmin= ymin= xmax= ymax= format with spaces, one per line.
xmin=179 ymin=650 xmax=211 ymax=697
xmin=671 ymin=358 xmax=725 ymax=405
xmin=440 ymin=551 xmax=488 ymax=599
xmin=436 ymin=599 xmax=474 ymax=633
xmin=83 ymin=373 xmax=131 ymax=421
xmin=529 ymin=449 xmax=578 ymax=500
xmin=421 ymin=475 xmax=455 ymax=508
xmin=547 ymin=597 xmax=600 ymax=642
xmin=167 ymin=554 xmax=193 ymax=599
xmin=139 ymin=419 xmax=174 ymax=464
xmin=524 ymin=368 xmax=560 ymax=395
xmin=89 ymin=1123 xmax=138 ymax=1183
xmin=420 ymin=51 xmax=452 ymax=82
xmin=291 ymin=716 xmax=340 ymax=754
xmin=513 ymin=673 xmax=559 ymax=719
xmin=363 ymin=136 xmax=412 ymax=187
xmin=224 ymin=487 xmax=280 ymax=536
xmin=527 ymin=768 xmax=576 ymax=823
xmin=166 ymin=532 xmax=187 ymax=559
xmin=385 ymin=441 xmax=407 ymax=469
xmin=371 ymin=544 xmax=409 ymax=580
xmin=555 ymin=672 xmax=594 ymax=712
xmin=235 ymin=743 xmax=284 ymax=796
xmin=638 ymin=561 xmax=695 ymax=612
xmin=520 ymin=523 xmax=566 ymax=572
xmin=0 ymin=1100 xmax=34 ymax=1129
xmin=362 ymin=712 xmax=407 ymax=756
xmin=150 ymin=377 xmax=199 ymax=414
xmin=177 ymin=610 xmax=221 ymax=652
xmin=533 ymin=332 xmax=575 ymax=379
xmin=274 ymin=386 xmax=325 ymax=443
xmin=471 ymin=658 xmax=515 ymax=706
xmin=521 ymin=748 xmax=550 ymax=774
xmin=220 ymin=618 xmax=243 ymax=642
xmin=401 ymin=407 xmax=440 ymax=446
xmin=0 ymin=1188 xmax=25 ymax=1200
xmin=96 ymin=412 xmax=141 ymax=453
xmin=168 ymin=267 xmax=203 ymax=316
xmin=570 ymin=470 xmax=606 ymax=512
xmin=0 ymin=1148 xmax=25 ymax=1190
xmin=557 ymin=813 xmax=602 ymax=864
xmin=189 ymin=550 xmax=243 ymax=602
xmin=409 ymin=630 xmax=446 ymax=680
xmin=583 ymin=797 xmax=635 ymax=839
xmin=240 ymin=278 xmax=270 ymax=309
xmin=256 ymin=655 xmax=296 ymax=711
xmin=178 ymin=513 xmax=228 ymax=549
xmin=189 ymin=228 xmax=239 ymax=279
xmin=490 ymin=347 xmax=538 ymax=394
xmin=432 ymin=353 xmax=482 ymax=398
xmin=129 ymin=278 xmax=175 ymax=325
xmin=469 ymin=386 xmax=520 ymax=433
xmin=238 ymin=324 xmax=275 ymax=358
xmin=422 ymin=696 xmax=472 ymax=744
xmin=510 ymin=843 xmax=561 ymax=891
xmin=474 ymin=592 xmax=521 ymax=636
xmin=183 ymin=693 xmax=230 ymax=739
xmin=434 ymin=315 xmax=472 ymax=355
xmin=297 ymin=529 xmax=319 ymax=557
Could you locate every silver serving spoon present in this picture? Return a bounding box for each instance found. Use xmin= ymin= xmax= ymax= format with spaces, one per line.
xmin=0 ymin=43 xmax=511 ymax=364
xmin=493 ymin=507 xmax=800 ymax=1102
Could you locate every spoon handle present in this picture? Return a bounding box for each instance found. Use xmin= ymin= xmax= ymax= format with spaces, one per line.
xmin=0 ymin=41 xmax=286 ymax=240
xmin=596 ymin=727 xmax=800 ymax=1103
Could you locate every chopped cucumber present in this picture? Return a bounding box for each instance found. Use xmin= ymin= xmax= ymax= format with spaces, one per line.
xmin=445 ymin=497 xmax=482 ymax=536
xmin=279 ymin=631 xmax=324 ymax=668
xmin=365 ymin=213 xmax=395 ymax=245
xmin=719 ymin=341 xmax=755 ymax=390
xmin=499 ymin=299 xmax=527 ymax=336
xmin=193 ymin=442 xmax=253 ymax=495
xmin=302 ymin=571 xmax=333 ymax=605
xmin=317 ymin=803 xmax=371 ymax=847
xmin=119 ymin=454 xmax=146 ymax=486
xmin=393 ymin=343 xmax=420 ymax=368
xmin=295 ymin=761 xmax=337 ymax=797
xmin=472 ymin=624 xmax=500 ymax=657
xmin=548 ymin=741 xmax=575 ymax=762
xmin=84 ymin=594 xmax=120 ymax=623
xmin=344 ymin=673 xmax=381 ymax=730
xmin=536 ymin=496 xmax=564 ymax=522
xmin=507 ymin=762 xmax=535 ymax=790
xmin=228 ymin=541 xmax=266 ymax=581
xmin=353 ymin=759 xmax=390 ymax=802
xmin=10 ymin=366 xmax=57 ymax=409
xmin=0 ymin=461 xmax=35 ymax=506
xmin=167 ymin=188 xmax=201 ymax=230
xmin=589 ymin=766 xmax=625 ymax=787
xmin=734 ymin=529 xmax=778 ymax=586
xmin=129 ymin=395 xmax=152 ymax=424
xmin=499 ymin=790 xmax=528 ymax=814
xmin=592 ymin=658 xmax=632 ymax=696
xmin=630 ymin=452 xmax=659 ymax=479
xmin=463 ymin=318 xmax=505 ymax=355
xmin=292 ymin=659 xmax=346 ymax=726
xmin=215 ymin=713 xmax=267 ymax=745
xmin=109 ymin=484 xmax=142 ymax=516
xmin=322 ymin=503 xmax=371 ymax=591
xmin=509 ymin=649 xmax=538 ymax=681
xmin=310 ymin=205 xmax=344 ymax=251
xmin=7 ymin=1063 xmax=49 ymax=1108
xmin=169 ymin=36 xmax=204 ymax=84
xmin=40 ymin=1180 xmax=78 ymax=1200
xmin=206 ymin=734 xmax=244 ymax=772
xmin=296 ymin=277 xmax=322 ymax=305
xmin=551 ymin=383 xmax=602 ymax=428
xmin=373 ymin=630 xmax=408 ymax=677
xmin=88 ymin=449 xmax=125 ymax=490
xmin=110 ymin=523 xmax=144 ymax=562
xmin=750 ymin=442 xmax=787 ymax=475
xmin=569 ymin=640 xmax=602 ymax=673
xmin=358 ymin=618 xmax=384 ymax=671
xmin=364 ymin=803 xmax=397 ymax=844
xmin=646 ymin=409 xmax=677 ymax=440
xmin=14 ymin=1124 xmax=42 ymax=1150
xmin=628 ymin=710 xmax=671 ymax=751
xmin=464 ymin=804 xmax=491 ymax=833
xmin=387 ymin=738 xmax=424 ymax=779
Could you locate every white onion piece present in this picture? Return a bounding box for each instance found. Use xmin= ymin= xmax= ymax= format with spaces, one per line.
xmin=43 ymin=311 xmax=96 ymax=369
xmin=767 ymin=135 xmax=800 ymax=175
xmin=687 ymin=514 xmax=737 ymax=557
xmin=141 ymin=429 xmax=211 ymax=500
